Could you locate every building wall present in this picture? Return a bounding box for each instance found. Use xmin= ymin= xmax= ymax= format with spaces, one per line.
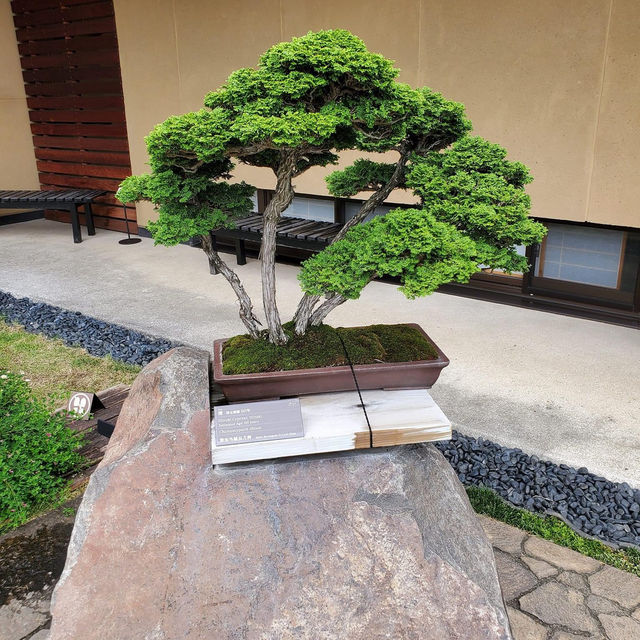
xmin=113 ymin=0 xmax=639 ymax=230
xmin=0 ymin=1 xmax=39 ymax=215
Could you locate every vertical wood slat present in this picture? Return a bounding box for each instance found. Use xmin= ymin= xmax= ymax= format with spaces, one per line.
xmin=12 ymin=0 xmax=136 ymax=232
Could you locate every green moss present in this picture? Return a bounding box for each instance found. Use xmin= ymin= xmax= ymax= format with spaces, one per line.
xmin=467 ymin=485 xmax=640 ymax=577
xmin=221 ymin=323 xmax=438 ymax=375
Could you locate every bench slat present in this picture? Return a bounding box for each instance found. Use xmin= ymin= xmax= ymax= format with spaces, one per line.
xmin=0 ymin=189 xmax=105 ymax=203
xmin=274 ymin=218 xmax=308 ymax=232
xmin=294 ymin=222 xmax=335 ymax=239
xmin=303 ymin=223 xmax=342 ymax=240
xmin=2 ymin=190 xmax=34 ymax=200
xmin=309 ymin=226 xmax=342 ymax=241
xmin=246 ymin=219 xmax=269 ymax=232
xmin=234 ymin=215 xmax=263 ymax=230
xmin=284 ymin=220 xmax=323 ymax=238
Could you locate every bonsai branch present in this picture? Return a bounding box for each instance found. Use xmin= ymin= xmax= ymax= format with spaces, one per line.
xmin=293 ymin=294 xmax=321 ymax=334
xmin=309 ymin=293 xmax=348 ymax=326
xmin=293 ymin=146 xmax=410 ymax=334
xmin=333 ymin=146 xmax=410 ymax=242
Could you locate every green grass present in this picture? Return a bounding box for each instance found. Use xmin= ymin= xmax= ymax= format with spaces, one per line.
xmin=222 ymin=322 xmax=438 ymax=375
xmin=467 ymin=485 xmax=640 ymax=577
xmin=0 ymin=318 xmax=141 ymax=533
xmin=0 ymin=318 xmax=140 ymax=400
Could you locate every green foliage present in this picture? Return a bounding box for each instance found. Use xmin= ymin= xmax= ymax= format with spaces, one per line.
xmin=222 ymin=323 xmax=438 ymax=374
xmin=0 ymin=371 xmax=84 ymax=532
xmin=118 ymin=172 xmax=255 ymax=246
xmin=299 ymin=208 xmax=480 ymax=300
xmin=404 ymin=86 xmax=472 ymax=150
xmin=406 ymin=136 xmax=546 ymax=272
xmin=117 ymin=29 xmax=545 ymax=330
xmin=205 ymin=29 xmax=404 ymax=153
xmin=326 ymin=159 xmax=398 ymax=197
xmin=118 ymin=30 xmax=473 ymax=250
xmin=146 ymin=182 xmax=255 ymax=245
xmin=467 ymin=486 xmax=640 ymax=577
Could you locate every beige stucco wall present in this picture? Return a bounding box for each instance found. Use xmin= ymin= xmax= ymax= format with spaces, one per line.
xmin=113 ymin=0 xmax=638 ymax=230
xmin=587 ymin=0 xmax=640 ymax=228
xmin=0 ymin=2 xmax=39 ymax=215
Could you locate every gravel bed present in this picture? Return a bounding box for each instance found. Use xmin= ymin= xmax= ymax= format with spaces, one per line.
xmin=435 ymin=432 xmax=640 ymax=550
xmin=2 ymin=290 xmax=637 ymax=550
xmin=0 ymin=291 xmax=176 ymax=365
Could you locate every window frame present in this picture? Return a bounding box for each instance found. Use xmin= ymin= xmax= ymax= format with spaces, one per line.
xmin=524 ymin=218 xmax=640 ymax=312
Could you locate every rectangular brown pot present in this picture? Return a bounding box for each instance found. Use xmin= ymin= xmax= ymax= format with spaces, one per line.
xmin=212 ymin=323 xmax=449 ymax=402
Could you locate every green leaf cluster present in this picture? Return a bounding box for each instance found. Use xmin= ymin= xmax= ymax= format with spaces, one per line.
xmin=117 ymin=28 xmax=545 ymax=316
xmin=406 ymin=136 xmax=546 ymax=272
xmin=204 ymin=29 xmax=405 ymax=153
xmin=299 ymin=208 xmax=480 ymax=299
xmin=326 ymin=159 xmax=397 ymax=197
xmin=0 ymin=371 xmax=84 ymax=531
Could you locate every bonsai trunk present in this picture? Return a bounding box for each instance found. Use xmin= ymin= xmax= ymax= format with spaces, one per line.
xmin=261 ymin=154 xmax=297 ymax=345
xmin=199 ymin=233 xmax=262 ymax=339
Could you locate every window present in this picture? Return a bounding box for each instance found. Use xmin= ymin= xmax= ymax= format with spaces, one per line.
xmin=535 ymin=224 xmax=625 ymax=289
xmin=249 ymin=192 xmax=258 ymax=212
xmin=344 ymin=201 xmax=394 ymax=222
xmin=283 ymin=196 xmax=334 ymax=222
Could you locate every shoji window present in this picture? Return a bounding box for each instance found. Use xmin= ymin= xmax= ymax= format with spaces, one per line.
xmin=282 ymin=196 xmax=334 ymax=221
xmin=535 ymin=224 xmax=625 ymax=289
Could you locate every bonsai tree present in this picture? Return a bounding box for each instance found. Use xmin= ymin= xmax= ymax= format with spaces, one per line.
xmin=117 ymin=30 xmax=545 ymax=346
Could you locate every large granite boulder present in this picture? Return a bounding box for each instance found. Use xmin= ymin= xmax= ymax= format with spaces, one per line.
xmin=50 ymin=347 xmax=510 ymax=639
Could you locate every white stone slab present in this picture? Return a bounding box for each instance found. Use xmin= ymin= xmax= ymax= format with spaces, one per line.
xmin=212 ymin=388 xmax=451 ymax=465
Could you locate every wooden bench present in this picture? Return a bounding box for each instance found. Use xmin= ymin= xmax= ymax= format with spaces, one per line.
xmin=211 ymin=214 xmax=343 ymax=269
xmin=0 ymin=189 xmax=106 ymax=243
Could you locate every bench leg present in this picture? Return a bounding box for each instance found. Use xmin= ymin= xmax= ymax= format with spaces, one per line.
xmin=85 ymin=203 xmax=96 ymax=235
xmin=235 ymin=239 xmax=247 ymax=265
xmin=70 ymin=204 xmax=82 ymax=243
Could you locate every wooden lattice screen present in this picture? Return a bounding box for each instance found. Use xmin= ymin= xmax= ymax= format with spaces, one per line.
xmin=11 ymin=0 xmax=136 ymax=233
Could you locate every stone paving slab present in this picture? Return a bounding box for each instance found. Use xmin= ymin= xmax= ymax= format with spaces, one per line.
xmin=479 ymin=515 xmax=640 ymax=640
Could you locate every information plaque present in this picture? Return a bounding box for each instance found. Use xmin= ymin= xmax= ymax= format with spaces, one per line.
xmin=214 ymin=398 xmax=304 ymax=447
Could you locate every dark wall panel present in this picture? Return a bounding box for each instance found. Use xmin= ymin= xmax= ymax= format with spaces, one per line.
xmin=11 ymin=0 xmax=136 ymax=232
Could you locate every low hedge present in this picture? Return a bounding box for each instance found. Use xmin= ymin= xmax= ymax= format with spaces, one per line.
xmin=0 ymin=370 xmax=84 ymax=531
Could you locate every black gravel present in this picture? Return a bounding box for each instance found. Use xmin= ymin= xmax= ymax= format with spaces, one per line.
xmin=0 ymin=291 xmax=176 ymax=366
xmin=436 ymin=432 xmax=640 ymax=550
xmin=2 ymin=290 xmax=637 ymax=551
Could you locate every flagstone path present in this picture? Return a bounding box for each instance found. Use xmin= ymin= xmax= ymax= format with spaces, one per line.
xmin=480 ymin=516 xmax=640 ymax=639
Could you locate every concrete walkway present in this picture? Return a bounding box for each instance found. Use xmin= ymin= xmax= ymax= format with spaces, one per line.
xmin=1 ymin=220 xmax=639 ymax=486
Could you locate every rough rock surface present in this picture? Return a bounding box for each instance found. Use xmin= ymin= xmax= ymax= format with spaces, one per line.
xmin=49 ymin=347 xmax=510 ymax=640
xmin=3 ymin=291 xmax=637 ymax=550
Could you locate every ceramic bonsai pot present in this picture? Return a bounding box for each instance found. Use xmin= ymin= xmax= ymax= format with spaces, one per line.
xmin=212 ymin=323 xmax=449 ymax=402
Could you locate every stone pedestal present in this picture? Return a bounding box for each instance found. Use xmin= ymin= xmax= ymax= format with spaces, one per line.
xmin=50 ymin=347 xmax=510 ymax=639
